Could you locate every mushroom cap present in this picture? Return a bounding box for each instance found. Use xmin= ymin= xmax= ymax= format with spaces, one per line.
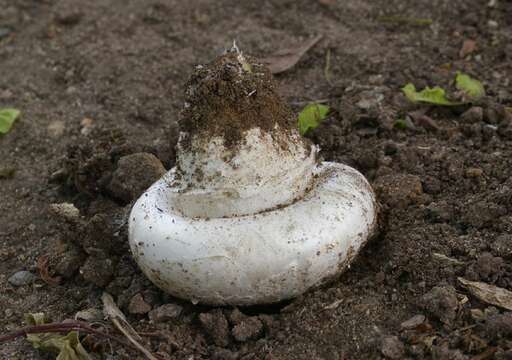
xmin=129 ymin=162 xmax=377 ymax=305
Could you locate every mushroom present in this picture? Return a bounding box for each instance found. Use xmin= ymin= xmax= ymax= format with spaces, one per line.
xmin=128 ymin=47 xmax=378 ymax=305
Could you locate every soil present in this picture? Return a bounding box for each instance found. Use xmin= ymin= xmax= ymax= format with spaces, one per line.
xmin=1 ymin=0 xmax=512 ymax=359
xmin=180 ymin=51 xmax=297 ymax=148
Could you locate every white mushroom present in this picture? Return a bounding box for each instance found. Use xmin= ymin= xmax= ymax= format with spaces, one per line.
xmin=129 ymin=49 xmax=378 ymax=305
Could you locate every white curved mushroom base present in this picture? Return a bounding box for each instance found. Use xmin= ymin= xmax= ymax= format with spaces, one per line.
xmin=129 ymin=162 xmax=377 ymax=305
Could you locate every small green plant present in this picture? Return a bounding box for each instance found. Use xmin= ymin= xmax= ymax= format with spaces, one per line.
xmin=0 ymin=108 xmax=20 ymax=134
xmin=402 ymin=72 xmax=485 ymax=106
xmin=402 ymin=84 xmax=459 ymax=106
xmin=298 ymin=103 xmax=330 ymax=135
xmin=455 ymin=72 xmax=485 ymax=99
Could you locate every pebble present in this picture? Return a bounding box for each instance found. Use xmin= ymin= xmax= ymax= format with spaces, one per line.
xmin=75 ymin=308 xmax=103 ymax=322
xmin=8 ymin=270 xmax=36 ymax=286
xmin=49 ymin=203 xmax=81 ymax=223
xmin=47 ymin=120 xmax=66 ymax=137
xmin=80 ymin=117 xmax=94 ymax=136
xmin=66 ymin=86 xmax=77 ymax=95
xmin=356 ymin=90 xmax=385 ymax=110
xmin=381 ymin=336 xmax=405 ymax=359
xmin=128 ymin=293 xmax=152 ymax=314
xmin=148 ymin=303 xmax=183 ymax=323
xmin=465 ymin=167 xmax=483 ymax=178
xmin=488 ymin=20 xmax=498 ymax=28
xmin=461 ymin=106 xmax=483 ymax=123
xmin=400 ymin=314 xmax=425 ymax=329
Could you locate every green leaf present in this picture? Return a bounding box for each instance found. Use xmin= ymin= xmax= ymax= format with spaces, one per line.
xmin=24 ymin=313 xmax=90 ymax=360
xmin=455 ymin=72 xmax=485 ymax=99
xmin=402 ymin=83 xmax=460 ymax=106
xmin=298 ymin=103 xmax=330 ymax=135
xmin=0 ymin=108 xmax=20 ymax=134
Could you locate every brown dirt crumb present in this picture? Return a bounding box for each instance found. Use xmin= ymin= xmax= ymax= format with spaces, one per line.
xmin=128 ymin=293 xmax=152 ymax=314
xmin=421 ymin=286 xmax=459 ymax=325
xmin=199 ymin=309 xmax=230 ymax=347
xmin=108 ymin=152 xmax=166 ymax=203
xmin=374 ymin=173 xmax=424 ymax=209
xmin=79 ymin=254 xmax=116 ymax=287
xmin=148 ymin=303 xmax=183 ymax=323
xmin=231 ymin=316 xmax=264 ymax=342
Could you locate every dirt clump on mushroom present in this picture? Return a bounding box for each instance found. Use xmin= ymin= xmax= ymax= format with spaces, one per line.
xmin=180 ymin=50 xmax=300 ymax=149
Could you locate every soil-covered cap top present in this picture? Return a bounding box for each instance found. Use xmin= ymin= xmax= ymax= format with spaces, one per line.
xmin=179 ymin=47 xmax=297 ymax=148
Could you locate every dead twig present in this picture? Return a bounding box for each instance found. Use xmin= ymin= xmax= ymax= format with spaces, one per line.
xmin=102 ymin=292 xmax=159 ymax=360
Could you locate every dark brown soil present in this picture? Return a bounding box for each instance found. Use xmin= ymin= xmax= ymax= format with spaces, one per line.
xmin=1 ymin=0 xmax=512 ymax=359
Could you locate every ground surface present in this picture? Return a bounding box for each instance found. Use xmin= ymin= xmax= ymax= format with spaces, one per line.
xmin=1 ymin=0 xmax=512 ymax=359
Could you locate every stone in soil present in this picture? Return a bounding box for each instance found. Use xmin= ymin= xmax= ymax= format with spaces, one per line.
xmin=381 ymin=336 xmax=405 ymax=359
xmin=75 ymin=308 xmax=103 ymax=322
xmin=148 ymin=303 xmax=183 ymax=323
xmin=400 ymin=314 xmax=426 ymax=330
xmin=49 ymin=203 xmax=81 ymax=223
xmin=108 ymin=152 xmax=166 ymax=203
xmin=421 ymin=286 xmax=459 ymax=324
xmin=199 ymin=309 xmax=230 ymax=347
xmin=8 ymin=271 xmax=36 ymax=286
xmin=231 ymin=316 xmax=264 ymax=342
xmin=461 ymin=106 xmax=483 ymax=123
xmin=128 ymin=293 xmax=152 ymax=314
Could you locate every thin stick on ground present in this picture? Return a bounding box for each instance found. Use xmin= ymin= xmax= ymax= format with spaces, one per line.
xmin=102 ymin=292 xmax=160 ymax=360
